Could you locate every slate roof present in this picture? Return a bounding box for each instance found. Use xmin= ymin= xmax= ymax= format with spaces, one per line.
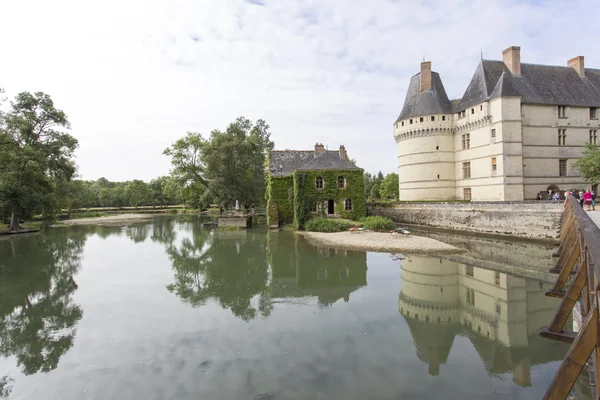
xmin=397 ymin=59 xmax=600 ymax=120
xmin=269 ymin=150 xmax=360 ymax=177
xmin=396 ymin=72 xmax=453 ymax=122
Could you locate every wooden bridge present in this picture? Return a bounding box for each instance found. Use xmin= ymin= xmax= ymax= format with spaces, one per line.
xmin=540 ymin=196 xmax=600 ymax=399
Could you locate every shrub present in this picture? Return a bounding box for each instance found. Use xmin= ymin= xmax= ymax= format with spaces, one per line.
xmin=305 ymin=217 xmax=355 ymax=232
xmin=360 ymin=216 xmax=395 ymax=232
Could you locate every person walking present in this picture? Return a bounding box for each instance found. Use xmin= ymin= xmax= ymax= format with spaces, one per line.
xmin=592 ymin=190 xmax=597 ymax=211
xmin=579 ymin=191 xmax=585 ymax=208
xmin=584 ymin=190 xmax=593 ymax=211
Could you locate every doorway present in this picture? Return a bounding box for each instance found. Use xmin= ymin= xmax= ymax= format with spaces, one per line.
xmin=327 ymin=199 xmax=334 ymax=214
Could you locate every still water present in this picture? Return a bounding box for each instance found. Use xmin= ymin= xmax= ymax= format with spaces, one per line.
xmin=0 ymin=216 xmax=579 ymax=399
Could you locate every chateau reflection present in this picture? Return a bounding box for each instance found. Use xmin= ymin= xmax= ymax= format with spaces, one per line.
xmin=398 ymin=256 xmax=568 ymax=386
xmin=268 ymin=231 xmax=367 ymax=305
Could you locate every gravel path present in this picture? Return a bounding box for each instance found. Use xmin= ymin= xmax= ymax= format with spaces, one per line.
xmin=299 ymin=231 xmax=462 ymax=254
xmin=61 ymin=214 xmax=153 ymax=226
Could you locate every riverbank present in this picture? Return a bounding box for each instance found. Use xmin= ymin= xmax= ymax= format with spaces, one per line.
xmin=298 ymin=231 xmax=462 ymax=254
xmin=60 ymin=214 xmax=153 ymax=226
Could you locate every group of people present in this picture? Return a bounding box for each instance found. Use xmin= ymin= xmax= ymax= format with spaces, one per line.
xmin=536 ymin=189 xmax=597 ymax=211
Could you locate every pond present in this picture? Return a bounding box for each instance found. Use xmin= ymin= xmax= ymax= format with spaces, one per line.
xmin=0 ymin=216 xmax=587 ymax=399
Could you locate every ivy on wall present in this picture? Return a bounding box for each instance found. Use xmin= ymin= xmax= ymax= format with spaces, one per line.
xmin=293 ymin=169 xmax=366 ymax=229
xmin=266 ymin=175 xmax=294 ymax=226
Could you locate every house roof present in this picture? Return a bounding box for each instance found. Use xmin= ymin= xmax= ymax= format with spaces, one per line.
xmin=269 ymin=150 xmax=360 ymax=177
xmin=396 ymin=71 xmax=453 ymax=122
xmin=397 ymin=58 xmax=600 ymax=121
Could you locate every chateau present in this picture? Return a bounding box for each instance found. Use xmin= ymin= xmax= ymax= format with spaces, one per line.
xmin=394 ymin=46 xmax=600 ymax=201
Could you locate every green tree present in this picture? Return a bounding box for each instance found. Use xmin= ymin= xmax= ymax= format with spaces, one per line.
xmin=369 ymin=182 xmax=381 ymax=200
xmin=149 ymin=177 xmax=168 ymax=206
xmin=0 ymin=92 xmax=77 ymax=230
xmin=380 ymin=173 xmax=399 ymax=200
xmin=163 ymin=176 xmax=183 ymax=205
xmin=125 ymin=180 xmax=150 ymax=208
xmin=363 ymin=172 xmax=374 ymax=199
xmin=574 ymin=143 xmax=600 ymax=184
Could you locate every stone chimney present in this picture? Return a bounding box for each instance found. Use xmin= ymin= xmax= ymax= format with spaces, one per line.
xmin=339 ymin=145 xmax=347 ymax=160
xmin=420 ymin=61 xmax=432 ymax=91
xmin=568 ymin=56 xmax=585 ymax=77
xmin=502 ymin=46 xmax=521 ymax=76
xmin=314 ymin=142 xmax=325 ymax=155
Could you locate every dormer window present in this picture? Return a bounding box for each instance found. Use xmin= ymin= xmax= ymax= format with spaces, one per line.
xmin=337 ymin=176 xmax=345 ymax=188
xmin=402 ymin=121 xmax=404 ymax=126
xmin=316 ymin=177 xmax=324 ymax=189
xmin=419 ymin=117 xmax=423 ymax=122
xmin=558 ymin=105 xmax=566 ymax=118
xmin=410 ymin=119 xmax=413 ymax=124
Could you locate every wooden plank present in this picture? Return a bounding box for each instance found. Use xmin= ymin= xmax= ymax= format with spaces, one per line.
xmin=539 ymin=327 xmax=577 ymax=344
xmin=545 ymin=290 xmax=566 ymax=299
xmin=543 ymin=308 xmax=598 ymax=400
xmin=549 ymin=263 xmax=588 ymax=333
xmin=551 ymin=242 xmax=580 ymax=292
xmin=555 ymin=230 xmax=578 ymax=271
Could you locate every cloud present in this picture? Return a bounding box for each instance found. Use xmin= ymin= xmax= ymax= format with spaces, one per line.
xmin=1 ymin=0 xmax=599 ymax=181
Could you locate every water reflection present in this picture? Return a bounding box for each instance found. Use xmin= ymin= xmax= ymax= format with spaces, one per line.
xmin=269 ymin=231 xmax=367 ymax=305
xmin=0 ymin=228 xmax=86 ymax=376
xmin=398 ymin=256 xmax=567 ymax=385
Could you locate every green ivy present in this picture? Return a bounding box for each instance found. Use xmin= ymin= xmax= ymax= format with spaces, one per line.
xmin=266 ymin=175 xmax=294 ymax=226
xmin=293 ymin=169 xmax=365 ymax=229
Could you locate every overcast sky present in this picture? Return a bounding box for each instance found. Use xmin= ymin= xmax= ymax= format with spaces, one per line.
xmin=1 ymin=0 xmax=599 ymax=181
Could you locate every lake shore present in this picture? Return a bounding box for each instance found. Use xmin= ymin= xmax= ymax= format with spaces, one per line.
xmin=298 ymin=231 xmax=463 ymax=254
xmin=60 ymin=214 xmax=153 ymax=226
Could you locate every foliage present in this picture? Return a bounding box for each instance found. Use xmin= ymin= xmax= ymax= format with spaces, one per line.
xmin=266 ymin=175 xmax=294 ymax=226
xmin=574 ymin=143 xmax=600 ymax=184
xmin=305 ymin=217 xmax=355 ymax=232
xmin=0 ymin=92 xmax=78 ymax=230
xmin=292 ymin=169 xmax=365 ymax=229
xmin=379 ymin=173 xmax=399 ymax=200
xmin=369 ymin=182 xmax=381 ymax=199
xmin=359 ymin=216 xmax=395 ymax=232
xmin=164 ymin=117 xmax=274 ymax=210
xmin=0 ymin=376 xmax=12 ymax=399
xmin=125 ymin=180 xmax=151 ymax=208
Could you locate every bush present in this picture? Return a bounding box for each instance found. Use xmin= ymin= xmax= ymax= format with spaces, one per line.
xmin=305 ymin=217 xmax=355 ymax=232
xmin=359 ymin=216 xmax=395 ymax=232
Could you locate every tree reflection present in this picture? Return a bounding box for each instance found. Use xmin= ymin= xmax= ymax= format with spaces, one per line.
xmin=0 ymin=228 xmax=86 ymax=376
xmin=0 ymin=376 xmax=13 ymax=399
xmin=165 ymin=224 xmax=270 ymax=321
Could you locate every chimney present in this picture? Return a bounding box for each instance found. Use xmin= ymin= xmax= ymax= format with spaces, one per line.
xmin=314 ymin=142 xmax=325 ymax=155
xmin=568 ymin=56 xmax=585 ymax=77
xmin=420 ymin=61 xmax=432 ymax=91
xmin=502 ymin=46 xmax=521 ymax=76
xmin=339 ymin=145 xmax=347 ymax=160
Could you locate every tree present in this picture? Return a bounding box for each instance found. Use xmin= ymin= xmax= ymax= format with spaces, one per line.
xmin=149 ymin=177 xmax=168 ymax=206
xmin=363 ymin=172 xmax=374 ymax=199
xmin=0 ymin=92 xmax=77 ymax=230
xmin=125 ymin=180 xmax=150 ymax=208
xmin=380 ymin=173 xmax=399 ymax=200
xmin=369 ymin=182 xmax=381 ymax=200
xmin=574 ymin=143 xmax=600 ymax=184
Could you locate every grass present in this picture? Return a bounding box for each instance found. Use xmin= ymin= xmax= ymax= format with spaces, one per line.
xmin=305 ymin=217 xmax=357 ymax=232
xmin=359 ymin=216 xmax=396 ymax=232
xmin=69 ymin=211 xmax=109 ymax=219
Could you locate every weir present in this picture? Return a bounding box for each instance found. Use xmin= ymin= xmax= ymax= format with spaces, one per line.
xmin=540 ymin=197 xmax=600 ymax=399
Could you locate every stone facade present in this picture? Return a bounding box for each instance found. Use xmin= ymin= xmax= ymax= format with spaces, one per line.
xmin=394 ymin=46 xmax=600 ymax=201
xmin=369 ymin=201 xmax=562 ymax=240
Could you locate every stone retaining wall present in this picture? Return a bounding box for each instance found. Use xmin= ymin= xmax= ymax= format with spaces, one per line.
xmin=369 ymin=201 xmax=563 ymax=240
xmin=218 ymin=216 xmax=251 ymax=228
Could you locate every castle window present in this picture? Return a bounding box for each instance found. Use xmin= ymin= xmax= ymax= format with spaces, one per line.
xmin=559 ymin=159 xmax=567 ymax=177
xmin=395 ymin=123 xmax=398 ymax=129
xmin=496 ymin=303 xmax=502 ymax=314
xmin=480 ymin=105 xmax=483 ymax=111
xmin=316 ymin=176 xmax=324 ymax=189
xmin=464 ymin=187 xmax=472 ymax=200
xmin=495 ymin=271 xmax=501 ymax=285
xmin=337 ymin=176 xmax=345 ymax=188
xmin=462 ymin=162 xmax=471 ymax=179
xmin=431 ymin=116 xmax=435 ymax=121
xmin=466 ymin=288 xmax=475 ymax=306
xmin=344 ymin=198 xmax=352 ymax=211
xmin=558 ymin=129 xmax=567 ymax=146
xmin=419 ymin=117 xmax=423 ymax=122
xmin=558 ymin=105 xmax=566 ymax=118
xmin=491 ymin=157 xmax=497 ymax=176
xmin=471 ymin=108 xmax=474 ymax=114
xmin=591 ymin=108 xmax=598 ymax=119
xmin=410 ymin=119 xmax=413 ymax=124
xmin=491 ymin=128 xmax=496 ymax=140
xmin=466 ymin=266 xmax=474 ymax=277
xmin=461 ymin=134 xmax=470 ymax=149
xmin=590 ymin=130 xmax=598 ymax=145
xmin=401 ymin=121 xmax=404 ymax=126
xmin=442 ymin=116 xmax=446 ymax=121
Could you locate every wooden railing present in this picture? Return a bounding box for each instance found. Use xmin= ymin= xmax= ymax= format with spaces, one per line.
xmin=540 ymin=196 xmax=600 ymax=400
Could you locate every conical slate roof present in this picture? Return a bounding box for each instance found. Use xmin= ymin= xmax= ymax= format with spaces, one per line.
xmin=396 ymin=71 xmax=453 ymax=122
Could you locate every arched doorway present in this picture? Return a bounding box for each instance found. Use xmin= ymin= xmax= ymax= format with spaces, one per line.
xmin=327 ymin=199 xmax=334 ymax=215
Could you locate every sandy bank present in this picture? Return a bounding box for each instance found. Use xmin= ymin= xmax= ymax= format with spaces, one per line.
xmin=61 ymin=214 xmax=153 ymax=226
xmin=298 ymin=231 xmax=462 ymax=254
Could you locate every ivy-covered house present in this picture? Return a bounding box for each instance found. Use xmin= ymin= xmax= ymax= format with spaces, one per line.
xmin=266 ymin=143 xmax=365 ymax=228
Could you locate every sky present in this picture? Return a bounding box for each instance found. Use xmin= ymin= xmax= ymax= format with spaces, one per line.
xmin=1 ymin=0 xmax=599 ymax=182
